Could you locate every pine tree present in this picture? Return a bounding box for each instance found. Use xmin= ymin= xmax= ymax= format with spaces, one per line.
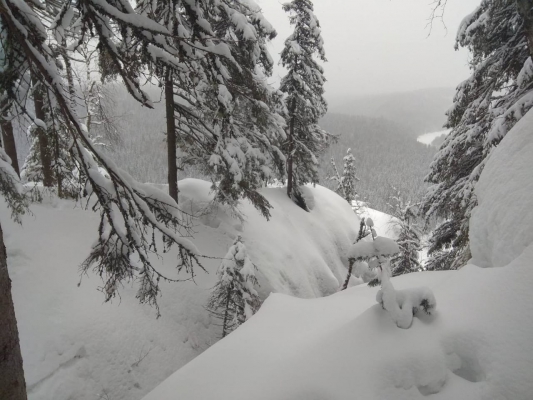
xmin=207 ymin=236 xmax=261 ymax=337
xmin=136 ymin=0 xmax=286 ymax=215
xmin=0 ymin=99 xmax=19 ymax=177
xmin=421 ymin=0 xmax=533 ymax=270
xmin=21 ymin=85 xmax=80 ymax=199
xmin=388 ymin=191 xmax=422 ymax=276
xmin=330 ymin=148 xmax=360 ymax=212
xmin=280 ymin=0 xmax=328 ymax=205
xmin=0 ymin=112 xmax=28 ymax=400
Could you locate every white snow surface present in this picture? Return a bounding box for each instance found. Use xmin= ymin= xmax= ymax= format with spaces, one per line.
xmin=143 ymin=251 xmax=533 ymax=400
xmin=416 ymin=129 xmax=450 ymax=145
xmin=141 ymin=115 xmax=533 ymax=399
xmin=7 ymin=180 xmax=361 ymax=400
xmin=470 ymin=109 xmax=533 ymax=268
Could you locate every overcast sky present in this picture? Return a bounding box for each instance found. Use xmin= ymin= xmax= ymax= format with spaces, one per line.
xmin=256 ymin=0 xmax=481 ymax=98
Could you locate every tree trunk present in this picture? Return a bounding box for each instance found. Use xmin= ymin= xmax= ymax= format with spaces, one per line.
xmin=517 ymin=0 xmax=533 ymax=59
xmin=0 ymin=222 xmax=27 ymax=400
xmin=32 ymin=79 xmax=53 ymax=187
xmin=341 ymin=258 xmax=355 ymax=290
xmin=222 ymin=287 xmax=232 ymax=338
xmin=165 ymin=72 xmax=178 ymax=203
xmin=286 ymin=99 xmax=296 ymax=198
xmin=1 ymin=117 xmax=20 ymax=177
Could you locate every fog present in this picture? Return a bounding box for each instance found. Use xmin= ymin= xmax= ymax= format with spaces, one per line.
xmin=257 ymin=0 xmax=480 ymax=98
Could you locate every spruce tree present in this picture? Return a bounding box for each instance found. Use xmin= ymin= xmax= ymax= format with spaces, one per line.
xmin=136 ymin=0 xmax=286 ymax=215
xmin=21 ymin=86 xmax=80 ymax=199
xmin=388 ymin=191 xmax=422 ymax=276
xmin=280 ymin=0 xmax=328 ymax=205
xmin=207 ymin=236 xmax=261 ymax=337
xmin=422 ymin=0 xmax=533 ymax=270
xmin=330 ymin=148 xmax=360 ymax=211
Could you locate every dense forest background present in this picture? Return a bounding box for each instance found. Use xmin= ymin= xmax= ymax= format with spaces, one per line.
xmin=11 ymin=85 xmax=447 ymax=213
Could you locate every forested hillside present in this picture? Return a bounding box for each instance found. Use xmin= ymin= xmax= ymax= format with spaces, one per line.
xmin=327 ymin=87 xmax=454 ymax=137
xmin=319 ymin=113 xmax=436 ymax=212
xmin=86 ymin=90 xmax=436 ymax=214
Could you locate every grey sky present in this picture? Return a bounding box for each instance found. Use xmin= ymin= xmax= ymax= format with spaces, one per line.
xmin=257 ymin=0 xmax=481 ymax=98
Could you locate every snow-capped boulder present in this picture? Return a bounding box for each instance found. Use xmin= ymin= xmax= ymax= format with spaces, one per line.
xmin=470 ymin=109 xmax=533 ymax=268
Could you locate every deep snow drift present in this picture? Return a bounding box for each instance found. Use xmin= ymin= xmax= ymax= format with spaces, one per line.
xmin=141 ymin=113 xmax=533 ymax=399
xmin=7 ymin=181 xmax=365 ymax=400
xmin=470 ymin=109 xmax=533 ymax=269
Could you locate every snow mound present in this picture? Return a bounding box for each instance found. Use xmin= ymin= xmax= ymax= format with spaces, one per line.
xmin=142 ymin=249 xmax=533 ymax=400
xmin=470 ymin=109 xmax=533 ymax=268
xmin=8 ymin=180 xmax=359 ymax=400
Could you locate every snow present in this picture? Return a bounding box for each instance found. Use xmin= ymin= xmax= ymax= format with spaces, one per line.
xmin=142 ymin=249 xmax=533 ymax=400
xmin=140 ymin=112 xmax=533 ymax=399
xmin=348 ymin=236 xmax=399 ymax=260
xmin=360 ymin=207 xmax=399 ymax=238
xmin=8 ymin=179 xmax=360 ymax=400
xmin=470 ymin=109 xmax=533 ymax=268
xmin=416 ymin=129 xmax=450 ymax=145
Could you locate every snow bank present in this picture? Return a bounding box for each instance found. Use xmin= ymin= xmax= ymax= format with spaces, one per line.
xmin=142 ymin=250 xmax=533 ymax=400
xmin=7 ymin=180 xmax=359 ymax=400
xmin=470 ymin=109 xmax=533 ymax=268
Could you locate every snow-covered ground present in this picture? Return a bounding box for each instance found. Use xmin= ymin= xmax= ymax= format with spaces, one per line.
xmin=7 ymin=180 xmax=373 ymax=400
xmin=416 ymin=129 xmax=450 ymax=145
xmin=141 ymin=114 xmax=533 ymax=400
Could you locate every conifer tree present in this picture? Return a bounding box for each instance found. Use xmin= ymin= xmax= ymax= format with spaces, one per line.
xmin=422 ymin=0 xmax=533 ymax=270
xmin=330 ymin=148 xmax=360 ymax=211
xmin=207 ymin=237 xmax=261 ymax=337
xmin=0 ymin=99 xmax=19 ymax=177
xmin=280 ymin=0 xmax=328 ymax=205
xmin=388 ymin=191 xmax=422 ymax=276
xmin=21 ymin=86 xmax=80 ymax=199
xmin=136 ymin=0 xmax=286 ymax=214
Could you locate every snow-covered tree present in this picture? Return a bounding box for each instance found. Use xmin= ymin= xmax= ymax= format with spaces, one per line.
xmin=0 ymin=98 xmax=19 ymax=177
xmin=375 ymin=262 xmax=436 ymax=329
xmin=74 ymin=43 xmax=122 ymax=147
xmin=136 ymin=0 xmax=286 ymax=212
xmin=347 ymin=222 xmax=435 ymax=329
xmin=341 ymin=217 xmax=371 ymax=290
xmin=330 ymin=148 xmax=360 ymax=212
xmin=280 ymin=0 xmax=329 ymax=205
xmin=207 ymin=237 xmax=261 ymax=337
xmin=422 ymin=0 xmax=533 ymax=270
xmin=21 ymin=86 xmax=80 ymax=199
xmin=388 ymin=191 xmax=422 ymax=276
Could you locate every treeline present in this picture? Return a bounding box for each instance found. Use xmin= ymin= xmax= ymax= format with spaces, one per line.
xmin=318 ymin=113 xmax=436 ymax=212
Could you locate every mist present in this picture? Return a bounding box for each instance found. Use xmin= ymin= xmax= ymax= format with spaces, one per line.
xmin=257 ymin=0 xmax=480 ymax=99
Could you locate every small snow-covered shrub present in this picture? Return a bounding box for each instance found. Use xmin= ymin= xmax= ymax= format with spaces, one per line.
xmin=207 ymin=236 xmax=261 ymax=337
xmin=341 ymin=218 xmax=372 ymax=290
xmin=376 ymin=265 xmax=436 ymax=329
xmin=347 ymin=220 xmax=436 ymax=329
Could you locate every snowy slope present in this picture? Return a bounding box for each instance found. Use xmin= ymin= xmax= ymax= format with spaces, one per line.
xmin=141 ymin=115 xmax=533 ymax=399
xmin=7 ymin=180 xmax=360 ymax=400
xmin=470 ymin=109 xmax=533 ymax=269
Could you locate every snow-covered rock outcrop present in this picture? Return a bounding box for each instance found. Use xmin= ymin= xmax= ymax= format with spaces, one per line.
xmin=470 ymin=109 xmax=533 ymax=268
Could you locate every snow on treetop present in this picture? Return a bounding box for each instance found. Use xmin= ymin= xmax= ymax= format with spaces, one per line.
xmin=373 ymin=236 xmax=400 ymax=256
xmin=348 ymin=236 xmax=399 ymax=260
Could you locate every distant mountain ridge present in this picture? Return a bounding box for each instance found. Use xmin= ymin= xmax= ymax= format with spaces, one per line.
xmin=327 ymin=87 xmax=455 ymax=137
